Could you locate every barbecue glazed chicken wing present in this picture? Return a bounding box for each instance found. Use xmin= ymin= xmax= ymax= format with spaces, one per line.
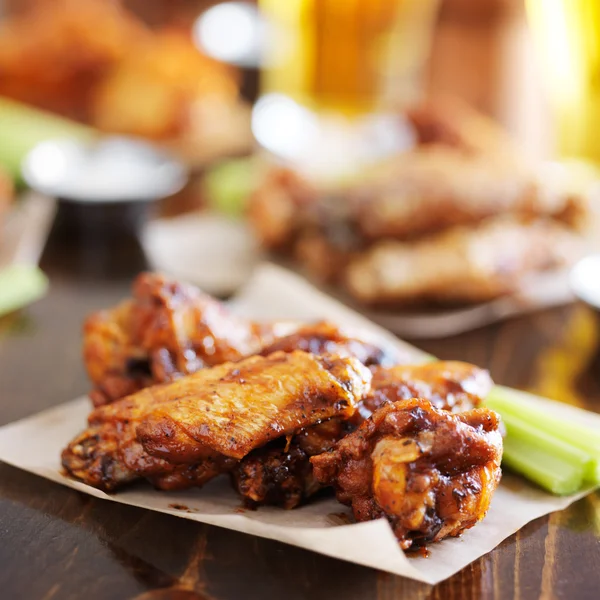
xmin=84 ymin=272 xmax=273 ymax=406
xmin=231 ymin=360 xmax=493 ymax=509
xmin=63 ymin=351 xmax=371 ymax=491
xmin=62 ymin=361 xmax=243 ymax=491
xmin=358 ymin=361 xmax=493 ymax=421
xmin=136 ymin=350 xmax=370 ymax=463
xmin=232 ymin=418 xmax=352 ymax=509
xmin=311 ymin=399 xmax=502 ymax=549
xmin=259 ymin=321 xmax=407 ymax=368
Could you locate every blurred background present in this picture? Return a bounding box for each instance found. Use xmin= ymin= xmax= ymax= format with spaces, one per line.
xmin=0 ymin=0 xmax=557 ymax=145
xmin=1 ymin=0 xmax=599 ymax=337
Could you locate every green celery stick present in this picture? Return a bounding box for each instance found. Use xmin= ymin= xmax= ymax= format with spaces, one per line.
xmin=0 ymin=97 xmax=94 ymax=181
xmin=204 ymin=157 xmax=266 ymax=218
xmin=498 ymin=409 xmax=598 ymax=483
xmin=502 ymin=436 xmax=584 ymax=495
xmin=487 ymin=386 xmax=600 ymax=460
xmin=0 ymin=265 xmax=48 ymax=316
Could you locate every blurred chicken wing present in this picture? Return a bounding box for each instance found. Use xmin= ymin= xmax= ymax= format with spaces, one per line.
xmin=90 ymin=30 xmax=239 ymax=140
xmin=345 ymin=217 xmax=581 ymax=305
xmin=407 ymin=96 xmax=531 ymax=161
xmin=247 ymin=167 xmax=318 ymax=250
xmin=352 ymin=150 xmax=586 ymax=241
xmin=247 ymin=98 xmax=588 ymax=309
xmin=354 ymin=98 xmax=586 ymax=240
xmin=0 ymin=0 xmax=246 ymax=158
xmin=0 ymin=0 xmax=150 ymax=120
xmin=311 ymin=399 xmax=503 ymax=549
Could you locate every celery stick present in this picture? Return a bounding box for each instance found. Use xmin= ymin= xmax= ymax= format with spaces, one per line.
xmin=204 ymin=156 xmax=266 ymax=218
xmin=502 ymin=437 xmax=584 ymax=495
xmin=0 ymin=97 xmax=94 ymax=181
xmin=499 ymin=410 xmax=597 ymax=479
xmin=487 ymin=386 xmax=600 ymax=459
xmin=0 ymin=265 xmax=48 ymax=316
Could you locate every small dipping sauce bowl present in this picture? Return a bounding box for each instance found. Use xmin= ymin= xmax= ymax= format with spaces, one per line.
xmin=22 ymin=136 xmax=188 ymax=278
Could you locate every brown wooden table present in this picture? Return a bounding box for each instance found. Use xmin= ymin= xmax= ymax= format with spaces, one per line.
xmin=1 ymin=218 xmax=600 ymax=600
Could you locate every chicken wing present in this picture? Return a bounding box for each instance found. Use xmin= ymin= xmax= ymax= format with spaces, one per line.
xmin=231 ymin=360 xmax=492 ymax=509
xmin=406 ymin=96 xmax=519 ymax=157
xmin=84 ymin=272 xmax=273 ymax=406
xmin=259 ymin=321 xmax=406 ymax=367
xmin=247 ymin=167 xmax=318 ymax=250
xmin=353 ymin=97 xmax=586 ymax=240
xmin=64 ymin=351 xmax=369 ymax=491
xmin=345 ymin=217 xmax=581 ymax=305
xmin=137 ymin=350 xmax=371 ymax=463
xmin=357 ymin=361 xmax=493 ymax=421
xmin=231 ymin=441 xmax=317 ymax=509
xmin=311 ymin=399 xmax=503 ymax=549
xmin=62 ymin=420 xmax=234 ymax=492
xmin=354 ymin=150 xmax=524 ymax=241
xmin=231 ymin=418 xmax=351 ymax=508
xmin=62 ymin=362 xmax=236 ymax=491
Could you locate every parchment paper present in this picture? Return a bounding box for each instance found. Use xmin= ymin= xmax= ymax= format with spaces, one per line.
xmin=0 ymin=263 xmax=598 ymax=585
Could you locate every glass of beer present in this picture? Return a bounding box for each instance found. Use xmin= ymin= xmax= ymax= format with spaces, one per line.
xmin=526 ymin=0 xmax=600 ymax=162
xmin=259 ymin=0 xmax=440 ymax=115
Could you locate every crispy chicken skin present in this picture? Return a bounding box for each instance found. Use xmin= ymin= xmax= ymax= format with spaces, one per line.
xmin=62 ymin=421 xmax=234 ymax=492
xmin=259 ymin=321 xmax=406 ymax=368
xmin=345 ymin=217 xmax=581 ymax=305
xmin=357 ymin=361 xmax=493 ymax=421
xmin=311 ymin=399 xmax=503 ymax=549
xmin=84 ymin=272 xmax=272 ymax=406
xmin=62 ymin=364 xmax=237 ymax=491
xmin=137 ymin=350 xmax=371 ymax=463
xmin=63 ymin=351 xmax=369 ymax=491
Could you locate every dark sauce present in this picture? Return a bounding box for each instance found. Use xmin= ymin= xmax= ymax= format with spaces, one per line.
xmin=328 ymin=512 xmax=353 ymax=525
xmin=168 ymin=503 xmax=198 ymax=513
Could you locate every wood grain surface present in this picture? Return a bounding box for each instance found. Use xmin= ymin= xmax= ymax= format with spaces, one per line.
xmin=1 ymin=215 xmax=599 ymax=600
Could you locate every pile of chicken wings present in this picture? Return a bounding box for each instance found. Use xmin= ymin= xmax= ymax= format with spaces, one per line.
xmin=62 ymin=272 xmax=503 ymax=550
xmin=248 ymin=99 xmax=586 ymax=306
